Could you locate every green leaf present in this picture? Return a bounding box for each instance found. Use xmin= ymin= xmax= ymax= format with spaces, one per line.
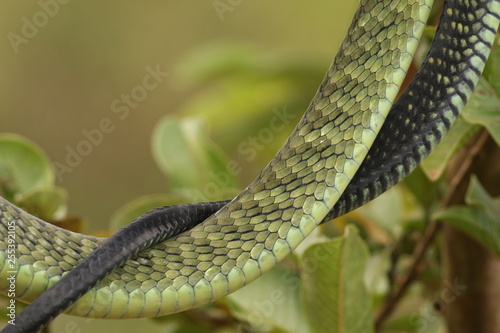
xmin=357 ymin=185 xmax=412 ymax=237
xmin=17 ymin=186 xmax=68 ymax=221
xmin=466 ymin=175 xmax=500 ymax=217
xmin=434 ymin=207 xmax=500 ymax=255
xmin=483 ymin=35 xmax=500 ymax=96
xmin=461 ymin=77 xmax=500 ymax=146
xmin=422 ymin=77 xmax=500 ymax=180
xmin=364 ymin=250 xmax=391 ymax=297
xmin=433 ymin=177 xmax=500 ymax=255
xmin=228 ymin=266 xmax=309 ymax=333
xmin=0 ymin=133 xmax=54 ymax=200
xmin=228 ymin=265 xmax=309 ymax=333
xmin=300 ymin=225 xmax=374 ymax=333
xmin=403 ymin=166 xmax=439 ymax=210
xmin=151 ymin=116 xmax=239 ymax=202
xmin=109 ymin=194 xmax=183 ymax=231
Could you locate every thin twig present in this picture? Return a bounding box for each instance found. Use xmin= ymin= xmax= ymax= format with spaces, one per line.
xmin=374 ymin=129 xmax=490 ymax=331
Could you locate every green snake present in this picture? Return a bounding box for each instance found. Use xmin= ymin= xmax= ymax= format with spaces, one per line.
xmin=1 ymin=0 xmax=499 ymax=331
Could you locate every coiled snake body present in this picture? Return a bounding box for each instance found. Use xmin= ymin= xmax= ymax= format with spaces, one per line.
xmin=1 ymin=0 xmax=499 ymax=332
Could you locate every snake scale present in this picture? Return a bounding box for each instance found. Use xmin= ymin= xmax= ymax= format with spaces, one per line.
xmin=1 ymin=0 xmax=499 ymax=332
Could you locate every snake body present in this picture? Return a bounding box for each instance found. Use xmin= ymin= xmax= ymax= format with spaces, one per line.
xmin=1 ymin=0 xmax=499 ymax=332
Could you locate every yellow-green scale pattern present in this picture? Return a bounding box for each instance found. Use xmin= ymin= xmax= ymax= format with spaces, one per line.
xmin=0 ymin=0 xmax=432 ymax=319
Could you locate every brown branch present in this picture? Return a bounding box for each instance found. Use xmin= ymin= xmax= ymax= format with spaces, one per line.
xmin=374 ymin=129 xmax=490 ymax=331
xmin=442 ymin=134 xmax=500 ymax=333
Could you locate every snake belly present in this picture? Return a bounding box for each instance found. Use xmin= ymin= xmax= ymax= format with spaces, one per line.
xmin=4 ymin=0 xmax=487 ymax=321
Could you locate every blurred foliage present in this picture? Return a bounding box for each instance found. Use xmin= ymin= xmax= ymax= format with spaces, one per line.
xmin=1 ymin=16 xmax=500 ymax=333
xmin=434 ymin=177 xmax=500 ymax=256
xmin=0 ymin=134 xmax=68 ymax=222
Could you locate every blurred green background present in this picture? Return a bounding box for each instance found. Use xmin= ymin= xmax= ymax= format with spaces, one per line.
xmin=0 ymin=1 xmax=357 ymax=231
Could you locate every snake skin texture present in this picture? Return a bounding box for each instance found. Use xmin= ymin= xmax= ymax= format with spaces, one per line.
xmin=329 ymin=0 xmax=500 ymax=218
xmin=1 ymin=200 xmax=230 ymax=331
xmin=1 ymin=0 xmax=431 ymax=319
xmin=0 ymin=0 xmax=499 ymax=331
